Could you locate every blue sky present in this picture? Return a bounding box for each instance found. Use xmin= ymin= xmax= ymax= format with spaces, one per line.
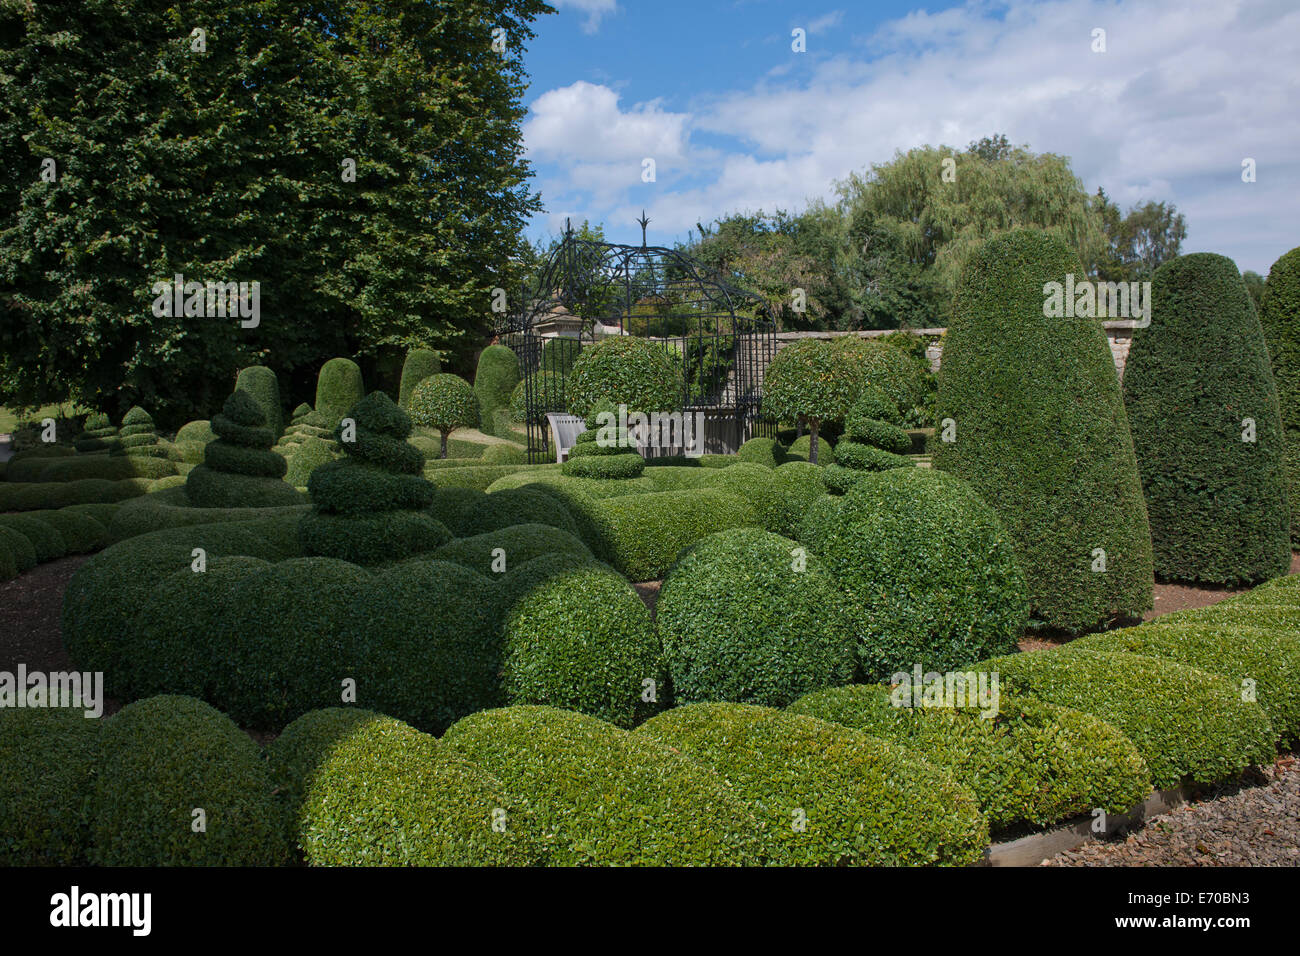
xmin=518 ymin=0 xmax=1300 ymax=274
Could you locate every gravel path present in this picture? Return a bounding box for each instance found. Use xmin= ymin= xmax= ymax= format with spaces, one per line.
xmin=1046 ymin=756 xmax=1300 ymax=866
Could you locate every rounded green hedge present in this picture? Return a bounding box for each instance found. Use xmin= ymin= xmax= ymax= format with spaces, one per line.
xmin=1227 ymin=572 xmax=1300 ymax=607
xmin=980 ymin=648 xmax=1276 ymax=789
xmin=266 ymin=707 xmax=384 ymax=829
xmin=0 ymin=706 xmax=101 ymax=864
xmin=0 ymin=525 xmax=37 ymax=572
xmin=91 ymin=695 xmax=290 ymax=865
xmin=566 ymin=337 xmax=681 ymax=419
xmin=789 ymin=684 xmax=1151 ymax=830
xmin=657 ymin=528 xmax=854 ymax=707
xmin=398 ymin=348 xmax=441 ymax=409
xmin=474 ymin=345 xmax=521 ymax=437
xmin=1258 ymin=246 xmax=1300 ymax=545
xmin=480 ymin=443 xmax=526 ymax=465
xmin=315 ymin=357 xmax=365 ymax=428
xmin=284 ymin=711 xmax=542 ymax=866
xmin=737 ymin=436 xmax=786 ymax=467
xmin=592 ymin=487 xmax=754 ymax=581
xmin=800 ymin=468 xmax=1028 ymax=680
xmin=175 ymin=419 xmax=216 ymax=444
xmin=832 ymin=439 xmax=915 ymax=470
xmin=440 ymin=705 xmax=763 ymax=865
xmin=501 ymin=564 xmax=663 ymax=727
xmin=637 ymin=702 xmax=988 ymax=865
xmin=461 ymin=486 xmax=580 ymax=537
xmin=1075 ymin=621 xmax=1300 ymax=745
xmin=785 ymin=433 xmax=832 ymax=464
xmin=562 ymin=451 xmax=646 ymax=479
xmin=434 ymin=522 xmax=591 ymax=575
xmin=0 ymin=476 xmax=149 ymax=512
xmin=105 ymin=487 xmax=307 ymax=543
xmin=767 ymin=460 xmax=831 ymax=537
xmin=26 ymin=509 xmax=107 ymax=554
xmin=933 ymin=228 xmax=1154 ymax=633
xmin=1124 ymin=253 xmax=1289 ymax=584
xmin=28 ymin=453 xmax=177 ymax=483
xmin=284 ymin=435 xmax=337 ymax=488
xmin=845 ymin=382 xmax=904 ymax=428
xmin=841 ymin=417 xmax=911 ymax=454
xmin=74 ymin=412 xmax=119 ymax=452
xmin=836 ymin=335 xmax=935 ymax=428
xmin=0 ymin=513 xmax=65 ymax=562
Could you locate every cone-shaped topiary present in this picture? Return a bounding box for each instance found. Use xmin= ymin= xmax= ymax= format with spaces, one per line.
xmin=398 ymin=348 xmax=441 ymax=409
xmin=1258 ymin=245 xmax=1300 ymax=544
xmin=235 ymin=365 xmax=284 ymax=439
xmin=110 ymin=406 xmax=165 ymax=458
xmin=933 ymin=229 xmax=1154 ymax=634
xmin=299 ymin=391 xmax=449 ymax=564
xmin=185 ymin=391 xmax=303 ymax=508
xmin=315 ymin=357 xmax=365 ymax=429
xmin=408 ymin=374 xmax=480 ymax=458
xmin=1124 ymin=253 xmax=1290 ymax=584
xmin=74 ymin=412 xmax=119 ymax=452
xmin=473 ymin=344 xmax=520 ymax=436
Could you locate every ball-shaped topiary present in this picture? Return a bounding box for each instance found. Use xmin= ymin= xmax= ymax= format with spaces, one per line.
xmin=657 ymin=528 xmax=855 ymax=707
xmin=736 ymin=436 xmax=786 ymax=467
xmin=784 ymin=433 xmax=832 ymax=465
xmin=474 ymin=344 xmax=521 ymax=437
xmin=439 ymin=705 xmax=763 ymax=865
xmin=91 ymin=695 xmax=291 ymax=865
xmin=397 ymin=347 xmax=441 ymax=409
xmin=0 ymin=706 xmax=101 ymax=864
xmin=566 ymin=337 xmax=681 ymax=419
xmin=175 ymin=419 xmax=216 ymax=444
xmin=1259 ymin=246 xmax=1300 ymax=544
xmin=409 ymin=374 xmax=481 ymax=458
xmin=932 ymin=228 xmax=1154 ymax=633
xmin=235 ymin=364 xmax=284 ymax=438
xmin=637 ymin=703 xmax=989 ymax=865
xmin=300 ymin=391 xmax=447 ymax=565
xmin=501 ymin=564 xmax=664 ymax=727
xmin=800 ymin=468 xmax=1028 ymax=680
xmin=315 ymin=357 xmax=365 ymax=428
xmin=185 ymin=390 xmax=302 ymax=508
xmin=763 ymin=339 xmax=862 ymax=464
xmin=1124 ymin=253 xmax=1289 ymax=585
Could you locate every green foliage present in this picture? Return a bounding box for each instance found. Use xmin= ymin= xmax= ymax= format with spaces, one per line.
xmin=461 ymin=486 xmax=580 ymax=537
xmin=933 ymin=229 xmax=1154 ymax=633
xmin=25 ymin=509 xmax=107 ymax=554
xmin=1255 ymin=246 xmax=1300 ymax=544
xmin=501 ymin=564 xmax=663 ymax=727
xmin=434 ymin=523 xmax=590 ymax=575
xmin=0 ymin=706 xmax=100 ymax=864
xmin=841 ymin=417 xmax=911 ymax=455
xmin=235 ymin=365 xmax=284 ymax=438
xmin=0 ymin=513 xmax=65 ymax=562
xmin=637 ymin=703 xmax=989 ymax=865
xmin=398 ymin=349 xmax=442 ymax=409
xmin=1090 ymin=188 xmax=1188 ymax=282
xmin=789 ymin=685 xmax=1151 ymax=830
xmin=767 ymin=461 xmax=832 ymax=537
xmin=74 ymin=413 xmax=119 ymax=452
xmin=474 ymin=345 xmax=521 ymax=437
xmin=175 ymin=420 xmax=216 ymax=444
xmin=186 ymin=390 xmax=301 ymax=509
xmin=423 ymin=462 xmax=558 ymax=491
xmin=284 ymin=436 xmax=338 ymax=488
xmin=541 ymin=337 xmax=581 ymax=375
xmin=981 ymin=648 xmax=1276 ymax=789
xmin=566 ymin=337 xmax=681 ymax=418
xmin=315 ymin=359 xmax=365 ymax=429
xmin=562 ymin=451 xmax=646 ymax=479
xmin=509 ymin=371 xmax=566 ymax=423
xmin=91 ymin=696 xmax=290 ymax=866
xmin=1124 ymin=253 xmax=1289 ymax=584
xmin=592 ymin=488 xmax=755 ymax=581
xmin=784 ymin=433 xmax=832 ymax=465
xmin=106 ymin=487 xmax=307 ymax=543
xmin=736 ymin=436 xmax=786 ymax=467
xmin=657 ymin=528 xmax=854 ymax=706
xmin=480 ymin=443 xmax=527 ymax=464
xmin=763 ymin=340 xmax=860 ymax=461
xmin=440 ymin=706 xmax=763 ymax=866
xmin=0 ymin=526 xmax=36 ymax=572
xmin=409 ymin=374 xmax=481 ymax=456
xmin=800 ymin=468 xmax=1028 ymax=680
xmin=835 ymin=336 xmax=936 ymax=428
xmin=0 ymin=477 xmax=150 ymax=512
xmin=265 ymin=707 xmax=385 ymax=833
xmin=845 ymin=381 xmax=903 ymax=427
xmin=19 ymin=453 xmax=178 ymax=483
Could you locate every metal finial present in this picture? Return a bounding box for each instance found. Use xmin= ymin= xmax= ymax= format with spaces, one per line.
xmin=637 ymin=210 xmax=650 ymax=247
xmin=564 ymin=217 xmax=573 ymax=237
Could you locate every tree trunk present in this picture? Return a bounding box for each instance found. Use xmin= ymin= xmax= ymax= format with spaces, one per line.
xmin=440 ymin=431 xmax=449 ymax=459
xmin=809 ymin=419 xmax=820 ymax=464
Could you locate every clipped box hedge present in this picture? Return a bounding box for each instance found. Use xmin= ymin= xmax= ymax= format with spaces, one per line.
xmin=0 ymin=476 xmax=149 ymax=511
xmin=440 ymin=706 xmax=763 ymax=866
xmin=433 ymin=523 xmax=591 ymax=576
xmin=788 ymin=684 xmax=1151 ymax=830
xmin=637 ymin=702 xmax=988 ymax=866
xmin=460 ymin=486 xmax=581 ymax=537
xmin=0 ymin=513 xmax=66 ymax=562
xmin=106 ymin=486 xmax=309 ymax=543
xmin=591 ymin=487 xmax=755 ymax=581
xmin=423 ymin=462 xmax=558 ymax=491
xmin=25 ymin=509 xmax=107 ymax=554
xmin=979 ymin=648 xmax=1275 ymax=789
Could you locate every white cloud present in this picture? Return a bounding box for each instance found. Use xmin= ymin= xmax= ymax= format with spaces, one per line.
xmin=524 ymin=82 xmax=690 ymax=166
xmin=552 ymin=0 xmax=618 ymax=34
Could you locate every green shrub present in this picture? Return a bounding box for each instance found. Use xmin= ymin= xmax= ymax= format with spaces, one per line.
xmin=1073 ymin=622 xmax=1300 ymax=746
xmin=461 ymin=486 xmax=580 ymax=537
xmin=822 ymin=459 xmax=910 ymax=497
xmin=411 ymin=433 xmax=488 ymax=460
xmin=1124 ymin=253 xmax=1289 ymax=584
xmin=841 ymin=417 xmax=911 ymax=455
xmin=1227 ymin=573 xmax=1300 ymax=607
xmin=31 ymin=453 xmax=178 ymax=483
xmin=74 ymin=412 xmax=119 ymax=452
xmin=235 ymin=365 xmax=284 ymax=438
xmin=1155 ymin=602 xmax=1300 ymax=633
xmin=562 ymin=451 xmax=646 ymax=479
xmin=91 ymin=696 xmax=290 ymax=865
xmin=423 ymin=462 xmax=559 ymax=491
xmin=737 ymin=436 xmax=786 ymax=467
xmin=0 ymin=476 xmax=149 ymax=512
xmin=0 ymin=539 xmax=14 ymax=581
xmin=175 ymin=419 xmax=216 ymax=444
xmin=763 ymin=340 xmax=862 ymax=463
xmin=637 ymin=703 xmax=988 ymax=865
xmin=106 ymin=487 xmax=308 ymax=543
xmin=800 ymin=468 xmax=1028 ymax=680
xmin=61 ymin=502 xmax=123 ymax=528
xmin=789 ymin=684 xmax=1151 ymax=830
xmin=315 ymin=357 xmax=365 ymax=428
xmin=440 ymin=706 xmax=763 ymax=865
xmin=593 ymin=488 xmax=754 ymax=581
xmin=980 ymin=648 xmax=1275 ymax=789
xmin=785 ymin=433 xmax=832 ymax=464
xmin=566 ymin=337 xmax=681 ymax=419
xmin=0 ymin=513 xmax=65 ymax=562
xmin=0 ymin=706 xmax=100 ymax=864
xmin=26 ymin=509 xmax=107 ymax=554
xmin=473 ymin=345 xmax=521 ymax=437
xmin=845 ymin=382 xmax=904 ymax=427
xmin=765 ymin=460 xmax=830 ymax=537
xmin=265 ymin=707 xmax=385 ymax=832
xmin=657 ymin=528 xmax=854 ymax=706
xmin=509 ymin=371 xmax=566 ymax=423
xmin=0 ymin=525 xmax=36 ymax=572
xmin=292 ymin=713 xmax=542 ymax=866
xmin=185 ymin=390 xmax=301 ymax=509
xmin=397 ymin=348 xmax=442 ymax=409
xmin=933 ymin=229 xmax=1154 ymax=633
xmin=501 ymin=563 xmax=663 ymax=727
xmin=541 ymin=336 xmax=581 ymax=375
xmin=831 ymin=440 xmax=915 ymax=471
xmin=284 ymin=435 xmax=337 ymax=488
xmin=480 ymin=443 xmax=526 ymax=465
xmin=409 ymin=374 xmax=481 ymax=457
xmin=835 ymin=335 xmax=936 ymax=428
xmin=1258 ymin=246 xmax=1300 ymax=544
xmin=434 ymin=523 xmax=591 ymax=575
xmin=110 ymin=406 xmax=162 ymax=458
xmin=424 ymin=486 xmax=487 ymax=536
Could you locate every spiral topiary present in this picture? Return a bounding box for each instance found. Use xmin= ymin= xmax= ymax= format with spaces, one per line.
xmin=185 ymin=390 xmax=303 ymax=508
xmin=299 ymin=391 xmax=449 ymax=565
xmin=110 ymin=406 xmax=165 ymax=458
xmin=74 ymin=412 xmax=119 ymax=453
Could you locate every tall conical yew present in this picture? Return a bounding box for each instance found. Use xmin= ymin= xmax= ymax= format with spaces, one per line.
xmin=933 ymin=229 xmax=1153 ymax=633
xmin=1258 ymin=245 xmax=1300 ymax=544
xmin=1124 ymin=252 xmax=1289 ymax=584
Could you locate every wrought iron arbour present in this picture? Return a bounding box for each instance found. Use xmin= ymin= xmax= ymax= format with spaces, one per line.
xmin=496 ymin=215 xmax=777 ymax=462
